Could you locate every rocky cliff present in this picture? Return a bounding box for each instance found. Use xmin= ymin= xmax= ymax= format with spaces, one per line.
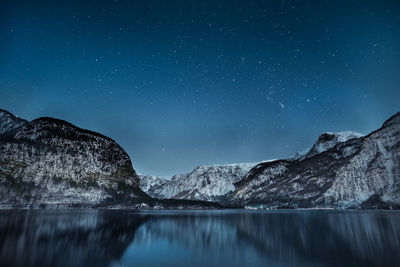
xmin=231 ymin=113 xmax=400 ymax=209
xmin=0 ymin=109 xmax=149 ymax=207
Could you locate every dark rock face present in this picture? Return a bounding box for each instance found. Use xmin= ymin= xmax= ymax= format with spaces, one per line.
xmin=230 ymin=113 xmax=400 ymax=209
xmin=0 ymin=109 xmax=149 ymax=207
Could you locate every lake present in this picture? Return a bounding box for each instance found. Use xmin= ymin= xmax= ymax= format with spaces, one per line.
xmin=0 ymin=209 xmax=399 ymax=267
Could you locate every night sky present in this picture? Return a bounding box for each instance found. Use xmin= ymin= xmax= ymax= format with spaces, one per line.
xmin=1 ymin=0 xmax=400 ymax=177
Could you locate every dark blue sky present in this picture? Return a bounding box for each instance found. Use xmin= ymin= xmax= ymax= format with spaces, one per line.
xmin=1 ymin=0 xmax=400 ymax=177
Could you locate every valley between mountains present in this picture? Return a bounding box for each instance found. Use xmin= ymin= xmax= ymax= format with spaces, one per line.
xmin=0 ymin=108 xmax=399 ymax=209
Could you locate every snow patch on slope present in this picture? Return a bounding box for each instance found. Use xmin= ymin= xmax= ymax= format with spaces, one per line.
xmin=301 ymin=131 xmax=364 ymax=159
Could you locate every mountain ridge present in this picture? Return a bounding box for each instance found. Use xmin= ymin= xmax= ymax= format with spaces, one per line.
xmin=140 ymin=162 xmax=259 ymax=202
xmin=1 ymin=108 xmax=399 ymax=209
xmin=0 ymin=108 xmax=28 ymax=136
xmin=140 ymin=112 xmax=400 ymax=209
xmin=0 ymin=109 xmax=149 ymax=208
xmin=229 ymin=112 xmax=400 ymax=209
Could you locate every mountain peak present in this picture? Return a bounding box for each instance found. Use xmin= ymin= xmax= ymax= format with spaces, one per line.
xmin=317 ymin=131 xmax=364 ymax=143
xmin=382 ymin=112 xmax=400 ymax=129
xmin=302 ymin=131 xmax=364 ymax=159
xmin=22 ymin=116 xmax=115 ymax=142
xmin=0 ymin=108 xmax=28 ymax=135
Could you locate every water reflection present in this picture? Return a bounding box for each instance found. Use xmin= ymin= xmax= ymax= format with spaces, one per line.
xmin=0 ymin=210 xmax=399 ymax=267
xmin=0 ymin=210 xmax=147 ymax=267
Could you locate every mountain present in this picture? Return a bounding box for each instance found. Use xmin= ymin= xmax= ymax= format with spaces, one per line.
xmin=0 ymin=109 xmax=150 ymax=208
xmin=231 ymin=113 xmax=400 ymax=209
xmin=298 ymin=131 xmax=364 ymax=159
xmin=4 ymin=107 xmax=397 ymax=210
xmin=140 ymin=163 xmax=258 ymax=202
xmin=139 ymin=174 xmax=170 ymax=199
xmin=0 ymin=108 xmax=28 ymax=136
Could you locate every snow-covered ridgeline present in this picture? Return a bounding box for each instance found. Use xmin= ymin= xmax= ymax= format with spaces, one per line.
xmin=292 ymin=131 xmax=364 ymax=160
xmin=141 ymin=113 xmax=399 ymax=209
xmin=232 ymin=113 xmax=400 ymax=209
xmin=302 ymin=131 xmax=364 ymax=159
xmin=140 ymin=162 xmax=258 ymax=201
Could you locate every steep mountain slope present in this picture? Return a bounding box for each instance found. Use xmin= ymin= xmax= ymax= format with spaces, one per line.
xmin=231 ymin=113 xmax=400 ymax=209
xmin=292 ymin=131 xmax=364 ymax=160
xmin=140 ymin=163 xmax=257 ymax=201
xmin=0 ymin=110 xmax=150 ymax=207
xmin=0 ymin=109 xmax=28 ymax=136
xmin=139 ymin=175 xmax=170 ymax=199
xmin=300 ymin=131 xmax=364 ymax=159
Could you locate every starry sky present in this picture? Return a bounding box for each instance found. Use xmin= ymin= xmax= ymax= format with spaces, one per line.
xmin=1 ymin=0 xmax=400 ymax=177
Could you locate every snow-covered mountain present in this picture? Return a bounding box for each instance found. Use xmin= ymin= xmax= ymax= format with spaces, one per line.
xmin=2 ymin=108 xmax=398 ymax=209
xmin=301 ymin=131 xmax=364 ymax=159
xmin=292 ymin=131 xmax=364 ymax=160
xmin=139 ymin=131 xmax=369 ymax=204
xmin=140 ymin=163 xmax=258 ymax=201
xmin=231 ymin=113 xmax=400 ymax=209
xmin=139 ymin=174 xmax=171 ymax=199
xmin=0 ymin=109 xmax=150 ymax=207
xmin=141 ymin=113 xmax=399 ymax=209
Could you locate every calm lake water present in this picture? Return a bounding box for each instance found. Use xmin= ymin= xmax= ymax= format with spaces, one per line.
xmin=0 ymin=209 xmax=399 ymax=267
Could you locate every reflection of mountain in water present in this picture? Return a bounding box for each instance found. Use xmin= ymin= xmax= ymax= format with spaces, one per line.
xmin=0 ymin=210 xmax=399 ymax=267
xmin=133 ymin=211 xmax=400 ymax=267
xmin=0 ymin=210 xmax=147 ymax=267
